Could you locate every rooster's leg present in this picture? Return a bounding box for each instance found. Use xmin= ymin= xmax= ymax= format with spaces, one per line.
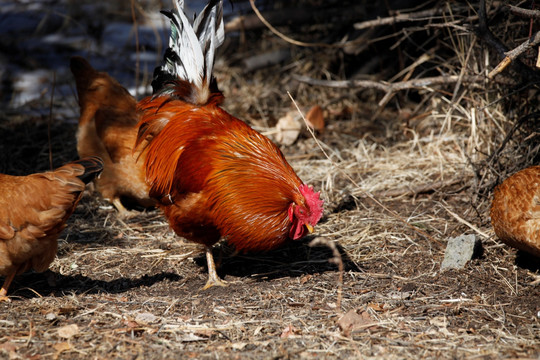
xmin=0 ymin=270 xmax=17 ymax=302
xmin=203 ymin=245 xmax=227 ymax=290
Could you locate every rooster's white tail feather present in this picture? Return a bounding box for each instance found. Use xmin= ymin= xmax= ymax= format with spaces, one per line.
xmin=152 ymin=0 xmax=224 ymax=105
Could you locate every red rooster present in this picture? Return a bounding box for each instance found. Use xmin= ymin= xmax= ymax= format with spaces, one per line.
xmin=136 ymin=0 xmax=324 ymax=288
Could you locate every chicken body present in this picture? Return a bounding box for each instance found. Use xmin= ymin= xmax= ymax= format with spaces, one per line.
xmin=137 ymin=0 xmax=323 ymax=288
xmin=0 ymin=157 xmax=103 ymax=299
xmin=490 ymin=165 xmax=540 ymax=257
xmin=139 ymin=99 xmax=317 ymax=252
xmin=71 ymin=56 xmax=154 ymax=215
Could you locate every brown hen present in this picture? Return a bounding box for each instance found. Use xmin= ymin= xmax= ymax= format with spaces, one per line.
xmin=0 ymin=157 xmax=103 ymax=300
xmin=490 ymin=165 xmax=540 ymax=257
xmin=70 ymin=56 xmax=154 ymax=215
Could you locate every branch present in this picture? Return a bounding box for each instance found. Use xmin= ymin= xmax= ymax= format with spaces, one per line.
xmin=507 ymin=4 xmax=540 ymax=18
xmin=476 ymin=0 xmax=509 ymax=56
xmin=485 ymin=112 xmax=540 ymax=166
xmin=248 ymin=0 xmax=334 ymax=48
xmin=293 ymin=74 xmax=483 ymax=91
xmin=488 ymin=30 xmax=540 ymax=79
xmin=379 ymin=178 xmax=464 ymax=198
xmin=226 ymin=4 xmax=364 ymax=32
xmin=353 ymin=8 xmax=441 ymax=30
xmin=476 ymin=0 xmax=540 ymax=81
xmin=246 ymin=0 xmax=370 ymax=50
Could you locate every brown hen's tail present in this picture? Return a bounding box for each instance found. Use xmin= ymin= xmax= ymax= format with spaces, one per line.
xmin=70 ymin=56 xmax=96 ymax=92
xmin=61 ymin=156 xmax=104 ymax=184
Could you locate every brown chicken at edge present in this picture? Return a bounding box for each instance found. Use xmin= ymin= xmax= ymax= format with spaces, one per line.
xmin=136 ymin=0 xmax=324 ymax=289
xmin=0 ymin=157 xmax=103 ymax=300
xmin=70 ymin=56 xmax=154 ymax=215
xmin=490 ymin=165 xmax=540 ymax=257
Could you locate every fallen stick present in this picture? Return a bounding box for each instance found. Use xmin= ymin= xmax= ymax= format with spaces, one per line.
xmin=379 ymin=178 xmax=464 ymax=198
xmin=293 ymin=74 xmax=484 ymax=105
xmin=488 ymin=30 xmax=540 ymax=79
xmin=353 ymin=8 xmax=442 ymax=30
xmin=507 ymin=4 xmax=540 ymax=19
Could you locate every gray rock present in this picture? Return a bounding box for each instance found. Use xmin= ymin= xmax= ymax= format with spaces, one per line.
xmin=441 ymin=234 xmax=480 ymax=270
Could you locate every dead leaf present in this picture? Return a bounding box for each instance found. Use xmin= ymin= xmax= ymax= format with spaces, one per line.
xmin=194 ymin=329 xmax=216 ymax=337
xmin=45 ymin=312 xmax=57 ymax=321
xmin=231 ymin=342 xmax=248 ymax=350
xmin=180 ymin=333 xmax=208 ymax=342
xmin=299 ymin=274 xmax=312 ymax=284
xmin=280 ymin=324 xmax=300 ymax=338
xmin=337 ymin=309 xmax=377 ymax=336
xmin=57 ymin=324 xmax=79 ymax=339
xmin=305 ymin=105 xmax=325 ymax=131
xmin=123 ymin=319 xmax=140 ymax=328
xmin=429 ymin=316 xmax=454 ymax=336
xmin=0 ymin=341 xmax=18 ymax=354
xmin=58 ymin=307 xmax=77 ymax=315
xmin=135 ymin=312 xmax=158 ymax=324
xmin=275 ymin=111 xmax=301 ymax=145
xmin=129 ymin=223 xmax=144 ymax=232
xmin=53 ymin=342 xmax=71 ymax=360
xmin=368 ymin=303 xmax=386 ymax=312
xmin=53 ymin=342 xmax=71 ymax=352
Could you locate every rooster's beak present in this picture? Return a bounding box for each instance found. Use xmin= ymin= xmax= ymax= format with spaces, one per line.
xmin=305 ymin=224 xmax=314 ymax=233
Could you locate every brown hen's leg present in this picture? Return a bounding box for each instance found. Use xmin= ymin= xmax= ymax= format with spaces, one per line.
xmin=203 ymin=245 xmax=227 ymax=290
xmin=112 ymin=198 xmax=136 ymax=219
xmin=0 ymin=270 xmax=16 ymax=302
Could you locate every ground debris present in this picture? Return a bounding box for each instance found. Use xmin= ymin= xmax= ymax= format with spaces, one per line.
xmin=57 ymin=324 xmax=79 ymax=339
xmin=337 ymin=308 xmax=377 ymax=336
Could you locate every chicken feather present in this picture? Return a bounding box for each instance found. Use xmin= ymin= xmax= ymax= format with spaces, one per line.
xmin=0 ymin=157 xmax=103 ymax=300
xmin=71 ymin=56 xmax=154 ymax=215
xmin=491 ymin=165 xmax=540 ymax=257
xmin=137 ymin=0 xmax=324 ymax=289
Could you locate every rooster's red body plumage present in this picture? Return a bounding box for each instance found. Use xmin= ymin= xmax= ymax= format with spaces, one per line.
xmin=137 ymin=0 xmax=324 ymax=288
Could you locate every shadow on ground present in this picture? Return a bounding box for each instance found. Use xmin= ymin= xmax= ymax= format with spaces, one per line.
xmin=195 ymin=237 xmax=360 ymax=282
xmin=7 ymin=271 xmax=182 ymax=301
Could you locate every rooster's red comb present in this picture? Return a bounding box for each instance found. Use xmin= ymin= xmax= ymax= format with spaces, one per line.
xmin=299 ymin=184 xmax=324 ymax=225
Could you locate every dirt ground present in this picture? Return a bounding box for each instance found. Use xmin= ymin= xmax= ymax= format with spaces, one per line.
xmin=0 ymin=0 xmax=539 ymax=359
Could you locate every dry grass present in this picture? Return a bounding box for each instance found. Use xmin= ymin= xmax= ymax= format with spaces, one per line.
xmin=0 ymin=0 xmax=539 ymax=358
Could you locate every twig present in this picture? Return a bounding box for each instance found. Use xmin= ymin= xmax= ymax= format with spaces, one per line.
xmin=294 ymin=74 xmax=482 ymax=90
xmin=476 ymin=0 xmax=509 ymax=56
xmin=476 ymin=0 xmax=539 ymax=81
xmin=353 ymin=8 xmax=442 ymax=30
xmin=442 ymin=205 xmax=490 ymax=238
xmin=47 ymin=71 xmax=56 ymax=171
xmin=309 ymin=238 xmax=343 ymax=312
xmin=130 ymin=0 xmax=140 ymax=97
xmin=287 ymin=92 xmax=442 ymax=249
xmin=248 ymin=0 xmax=350 ymax=48
xmin=507 ymin=4 xmax=540 ymax=18
xmin=379 ymin=178 xmax=463 ymax=198
xmin=488 ymin=30 xmax=540 ymax=79
xmin=293 ymin=74 xmax=484 ymax=107
xmin=226 ymin=5 xmax=364 ymax=32
xmin=242 ymin=48 xmax=290 ymax=72
xmin=485 ymin=112 xmax=540 ymax=167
